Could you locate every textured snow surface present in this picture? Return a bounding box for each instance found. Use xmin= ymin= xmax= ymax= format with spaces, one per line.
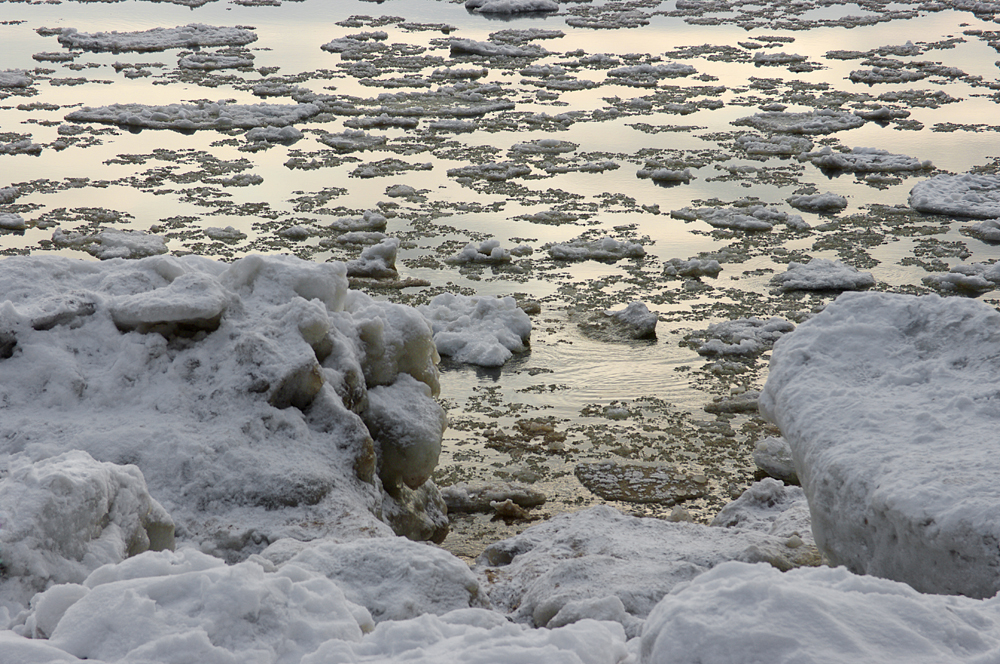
xmin=641 ymin=561 xmax=1000 ymax=664
xmin=476 ymin=500 xmax=821 ymax=638
xmin=65 ymin=101 xmax=320 ymax=131
xmin=733 ymin=109 xmax=866 ymax=134
xmin=801 ymin=146 xmax=933 ymax=172
xmin=760 ymin=291 xmax=1000 ymax=597
xmin=909 ymin=173 xmax=1000 ymax=218
xmin=548 ymin=236 xmax=645 ymax=261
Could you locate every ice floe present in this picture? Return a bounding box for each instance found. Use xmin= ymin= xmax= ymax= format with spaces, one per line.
xmin=690 ymin=316 xmax=795 ymax=357
xmin=909 ymin=173 xmax=1000 ymax=218
xmin=922 ymin=261 xmax=1000 ymax=294
xmin=761 ymin=291 xmax=1000 ymax=597
xmin=547 ymin=236 xmax=645 ymax=261
xmin=417 ymin=293 xmax=531 ymax=367
xmin=800 ymin=146 xmax=933 ymax=172
xmin=602 ymin=301 xmax=658 ymax=339
xmin=53 ymin=24 xmax=257 ymax=53
xmin=787 ymin=192 xmax=848 ymax=213
xmin=51 ymin=228 xmax=168 ymax=259
xmin=733 ymin=109 xmax=866 ymax=134
xmin=65 ymin=101 xmax=320 ymax=131
xmin=465 ymin=0 xmax=559 ymax=14
xmin=447 ymin=239 xmax=513 ymax=264
xmin=671 ymin=205 xmax=808 ymax=231
xmin=770 ymin=258 xmax=875 ymax=290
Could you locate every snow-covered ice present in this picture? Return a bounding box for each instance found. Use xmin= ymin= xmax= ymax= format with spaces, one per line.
xmin=922 ymin=261 xmax=1000 ymax=294
xmin=54 ymin=24 xmax=257 ymax=53
xmin=602 ymin=301 xmax=658 ymax=339
xmin=671 ymin=205 xmax=807 ymax=231
xmin=733 ymin=109 xmax=866 ymax=134
xmin=548 ymin=237 xmax=645 ymax=261
xmin=787 ymin=192 xmax=848 ymax=213
xmin=446 ymin=239 xmax=513 ymax=265
xmin=761 ymin=291 xmax=1000 ymax=597
xmin=909 ymin=173 xmax=1000 ymax=218
xmin=417 ymin=293 xmax=531 ymax=367
xmin=640 ymin=561 xmax=1000 ymax=664
xmin=66 ymin=101 xmax=320 ymax=131
xmin=466 ymin=0 xmax=560 ymax=14
xmin=770 ymin=258 xmax=875 ymax=290
xmin=691 ymin=316 xmax=795 ymax=357
xmin=800 ymin=146 xmax=933 ymax=172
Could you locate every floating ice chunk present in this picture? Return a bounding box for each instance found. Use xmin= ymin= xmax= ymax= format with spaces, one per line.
xmin=691 ymin=316 xmax=795 ymax=357
xmin=603 ymin=301 xmax=657 ymax=338
xmin=734 ymin=133 xmax=813 ymax=155
xmin=417 ymin=293 xmax=531 ymax=367
xmin=671 ymin=205 xmax=801 ymax=231
xmin=428 ymin=119 xmax=476 ymax=132
xmin=771 ymin=259 xmax=875 ymax=291
xmin=787 ymin=192 xmax=848 ymax=213
xmin=346 ymin=238 xmax=400 ymax=279
xmin=447 ymin=239 xmax=512 ymax=264
xmin=641 ymin=561 xmax=1000 ymax=664
xmin=318 ymin=129 xmax=387 ymax=152
xmin=0 ymin=186 xmax=19 ymax=203
xmin=850 ymin=67 xmax=927 ymax=84
xmin=245 ymin=125 xmax=303 ymax=143
xmin=320 ymin=31 xmax=388 ymax=53
xmin=430 ymin=67 xmax=489 ymax=80
xmin=0 ymin=69 xmax=32 ymax=88
xmin=65 ymin=100 xmax=320 ymax=131
xmin=55 ymin=24 xmax=257 ymax=52
xmin=328 ymin=210 xmax=388 ymax=233
xmin=853 ymin=105 xmax=910 ymax=121
xmin=909 ymin=173 xmax=1000 ymax=218
xmin=466 ymin=0 xmax=559 ymax=13
xmin=264 ymin=536 xmax=490 ymax=622
xmin=178 ymin=52 xmax=253 ymax=70
xmin=449 ymin=38 xmax=546 ymax=58
xmin=967 ymin=218 xmax=1000 ymax=242
xmin=752 ymin=437 xmax=799 ymax=483
xmin=477 ymin=504 xmax=821 ymax=638
xmin=203 ymin=226 xmax=246 ymax=241
xmin=510 ymin=138 xmax=577 ymax=154
xmin=447 ymin=161 xmax=531 ymax=181
xmin=922 ymin=261 xmax=1000 ymax=294
xmin=636 ymin=166 xmax=692 ymax=182
xmin=607 ymin=62 xmax=697 ymax=79
xmin=733 ymin=109 xmax=865 ymax=134
xmin=752 ymin=51 xmax=807 ymax=65
xmin=0 ymin=213 xmax=26 ymax=230
xmin=51 ymin=228 xmax=169 ymax=260
xmin=0 ymin=138 xmax=42 ymax=155
xmin=801 ymin=146 xmax=932 ymax=172
xmin=760 ymin=291 xmax=1000 ymax=597
xmin=0 ymin=451 xmax=174 ymax=607
xmin=548 ymin=236 xmax=645 ymax=261
xmin=663 ymin=257 xmax=722 ymax=278
xmin=441 ymin=481 xmax=546 ymax=513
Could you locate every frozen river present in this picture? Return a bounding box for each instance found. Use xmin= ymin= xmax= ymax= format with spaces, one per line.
xmin=3 ymin=0 xmax=1000 ymax=558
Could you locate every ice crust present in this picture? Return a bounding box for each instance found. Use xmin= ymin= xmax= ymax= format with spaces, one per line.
xmin=760 ymin=291 xmax=1000 ymax=597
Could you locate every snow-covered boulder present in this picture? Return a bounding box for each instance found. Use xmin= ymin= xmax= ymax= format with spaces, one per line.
xmin=640 ymin=561 xmax=1000 ymax=664
xmin=0 ymin=451 xmax=174 ymax=611
xmin=476 ymin=503 xmax=821 ymax=638
xmin=261 ymin=536 xmax=491 ymax=622
xmin=418 ymin=293 xmax=531 ymax=367
xmin=760 ymin=291 xmax=1000 ymax=597
xmin=770 ymin=258 xmax=875 ymax=290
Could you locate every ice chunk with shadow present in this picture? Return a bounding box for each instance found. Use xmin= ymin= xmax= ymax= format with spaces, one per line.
xmin=418 ymin=293 xmax=531 ymax=367
xmin=770 ymin=258 xmax=874 ymax=291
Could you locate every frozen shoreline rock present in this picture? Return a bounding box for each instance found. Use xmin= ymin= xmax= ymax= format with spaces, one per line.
xmin=760 ymin=291 xmax=1000 ymax=597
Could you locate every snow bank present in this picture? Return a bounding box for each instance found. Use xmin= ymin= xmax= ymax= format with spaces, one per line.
xmin=0 ymin=451 xmax=174 ymax=611
xmin=476 ymin=500 xmax=820 ymax=638
xmin=66 ymin=101 xmax=320 ymax=131
xmin=261 ymin=536 xmax=491 ymax=621
xmin=641 ymin=561 xmax=1000 ymax=664
xmin=909 ymin=173 xmax=1000 ymax=218
xmin=54 ymin=24 xmax=257 ymax=52
xmin=0 ymin=254 xmax=447 ymax=580
xmin=417 ymin=293 xmax=531 ymax=367
xmin=760 ymin=291 xmax=1000 ymax=597
xmin=770 ymin=258 xmax=875 ymax=290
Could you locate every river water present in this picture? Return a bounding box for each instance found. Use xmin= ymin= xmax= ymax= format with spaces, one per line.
xmin=3 ymin=0 xmax=1000 ymax=559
